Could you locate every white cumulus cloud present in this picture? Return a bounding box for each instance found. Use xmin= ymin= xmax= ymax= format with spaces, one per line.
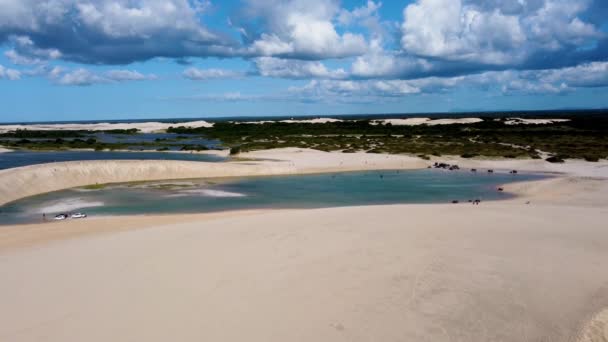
xmin=183 ymin=67 xmax=244 ymax=80
xmin=0 ymin=64 xmax=21 ymax=80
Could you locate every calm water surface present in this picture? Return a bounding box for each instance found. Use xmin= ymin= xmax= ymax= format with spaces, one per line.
xmin=0 ymin=169 xmax=546 ymax=225
xmin=0 ymin=150 xmax=225 ymax=170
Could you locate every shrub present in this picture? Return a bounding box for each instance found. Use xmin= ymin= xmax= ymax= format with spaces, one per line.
xmin=460 ymin=153 xmax=477 ymax=158
xmin=230 ymin=146 xmax=241 ymax=155
xmin=546 ymin=156 xmax=565 ymax=163
xmin=366 ymin=148 xmax=384 ymax=154
xmin=181 ymin=145 xmax=209 ymax=151
xmin=583 ymin=155 xmax=599 ymax=162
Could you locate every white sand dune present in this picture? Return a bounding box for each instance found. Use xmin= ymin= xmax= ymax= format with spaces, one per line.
xmin=372 ymin=118 xmax=483 ymax=126
xmin=0 ymin=120 xmax=213 ymax=133
xmin=1 ymin=202 xmax=608 ymax=342
xmin=0 ymin=147 xmax=12 ymax=153
xmin=504 ymin=118 xmax=571 ymax=125
xmin=236 ymin=118 xmax=343 ymax=124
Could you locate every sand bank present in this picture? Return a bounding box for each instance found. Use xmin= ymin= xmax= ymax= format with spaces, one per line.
xmin=0 ymin=120 xmax=213 ymax=133
xmin=1 ymin=203 xmax=608 ymax=342
xmin=0 ymin=147 xmax=12 ymax=153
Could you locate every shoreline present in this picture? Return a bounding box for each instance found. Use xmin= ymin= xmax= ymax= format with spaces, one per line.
xmin=0 ymin=172 xmax=557 ymax=229
xmin=0 ymin=172 xmax=595 ymax=249
xmin=2 ymin=147 xmax=608 ymax=206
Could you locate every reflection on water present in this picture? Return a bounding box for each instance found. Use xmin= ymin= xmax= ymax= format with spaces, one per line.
xmin=0 ymin=169 xmax=547 ymax=225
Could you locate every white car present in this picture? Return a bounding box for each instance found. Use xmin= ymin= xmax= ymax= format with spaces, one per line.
xmin=71 ymin=213 xmax=87 ymax=219
xmin=54 ymin=214 xmax=68 ymax=220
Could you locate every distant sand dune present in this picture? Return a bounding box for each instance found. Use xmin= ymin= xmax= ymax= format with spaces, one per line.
xmin=0 ymin=120 xmax=213 ymax=133
xmin=504 ymin=118 xmax=571 ymax=125
xmin=236 ymin=118 xmax=343 ymax=124
xmin=371 ymin=117 xmax=483 ymax=126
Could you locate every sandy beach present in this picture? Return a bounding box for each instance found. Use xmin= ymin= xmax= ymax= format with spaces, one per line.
xmin=0 ymin=149 xmax=607 ymax=342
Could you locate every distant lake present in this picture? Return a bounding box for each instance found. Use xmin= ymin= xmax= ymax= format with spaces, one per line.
xmin=89 ymin=132 xmax=222 ymax=150
xmin=0 ymin=132 xmax=222 ymax=152
xmin=0 ymin=169 xmax=546 ymax=225
xmin=0 ymin=150 xmax=225 ymax=170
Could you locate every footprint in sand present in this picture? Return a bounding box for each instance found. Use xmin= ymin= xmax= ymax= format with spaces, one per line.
xmin=577 ymin=308 xmax=608 ymax=342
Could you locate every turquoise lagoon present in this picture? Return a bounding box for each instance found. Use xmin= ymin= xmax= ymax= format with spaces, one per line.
xmin=0 ymin=169 xmax=546 ymax=225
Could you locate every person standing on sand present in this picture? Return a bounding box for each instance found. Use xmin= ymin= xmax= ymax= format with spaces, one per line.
xmin=42 ymin=213 xmax=46 ymax=222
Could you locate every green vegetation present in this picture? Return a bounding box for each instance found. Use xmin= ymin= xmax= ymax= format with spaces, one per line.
xmin=0 ymin=137 xmax=130 ymax=151
xmin=3 ymin=114 xmax=607 ymax=162
xmin=229 ymin=146 xmax=241 ymax=155
xmin=0 ymin=129 xmax=86 ymax=139
xmin=546 ymin=156 xmax=565 ymax=163
xmin=101 ymin=128 xmax=140 ymax=134
xmin=180 ymin=144 xmax=209 ymax=151
xmin=0 ymin=129 xmax=216 ymax=152
xmin=0 ymin=128 xmax=139 ymax=138
xmin=81 ymin=183 xmax=106 ymax=190
xmin=167 ymin=114 xmax=608 ymax=161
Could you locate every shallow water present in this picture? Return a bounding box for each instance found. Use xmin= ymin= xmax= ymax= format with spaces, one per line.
xmin=0 ymin=150 xmax=225 ymax=170
xmin=0 ymin=169 xmax=546 ymax=225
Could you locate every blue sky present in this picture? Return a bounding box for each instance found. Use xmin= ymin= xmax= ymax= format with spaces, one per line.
xmin=1 ymin=0 xmax=607 ymax=122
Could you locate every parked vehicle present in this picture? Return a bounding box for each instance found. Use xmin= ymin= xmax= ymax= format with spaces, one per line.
xmin=71 ymin=213 xmax=87 ymax=219
xmin=54 ymin=214 xmax=68 ymax=220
